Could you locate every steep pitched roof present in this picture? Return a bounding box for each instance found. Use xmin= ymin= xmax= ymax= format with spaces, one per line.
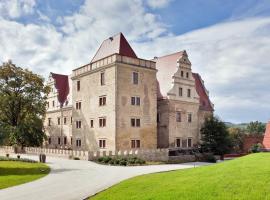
xmin=51 ymin=73 xmax=69 ymax=107
xmin=263 ymin=122 xmax=270 ymax=149
xmin=192 ymin=73 xmax=214 ymax=112
xmin=154 ymin=51 xmax=185 ymax=97
xmin=91 ymin=32 xmax=137 ymax=63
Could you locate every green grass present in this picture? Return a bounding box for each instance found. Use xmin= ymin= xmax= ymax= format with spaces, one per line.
xmin=91 ymin=153 xmax=270 ymax=200
xmin=0 ymin=161 xmax=50 ymax=189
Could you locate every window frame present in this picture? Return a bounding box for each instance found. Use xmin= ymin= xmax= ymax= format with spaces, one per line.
xmin=132 ymin=72 xmax=139 ymax=85
xmin=77 ymin=80 xmax=80 ymax=91
xmin=100 ymin=71 xmax=105 ymax=86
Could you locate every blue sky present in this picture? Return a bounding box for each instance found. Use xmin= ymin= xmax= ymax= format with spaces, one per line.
xmin=0 ymin=0 xmax=270 ymax=123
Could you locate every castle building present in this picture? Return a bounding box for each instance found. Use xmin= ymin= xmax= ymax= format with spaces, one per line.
xmin=44 ymin=33 xmax=213 ymax=151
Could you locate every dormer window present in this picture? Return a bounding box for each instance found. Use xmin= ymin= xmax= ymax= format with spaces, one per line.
xmin=187 ymin=89 xmax=191 ymax=98
xmin=181 ymin=71 xmax=184 ymax=77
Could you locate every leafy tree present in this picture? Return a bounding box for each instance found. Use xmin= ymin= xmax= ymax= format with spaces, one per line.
xmin=246 ymin=121 xmax=266 ymax=135
xmin=201 ymin=116 xmax=231 ymax=159
xmin=0 ymin=61 xmax=50 ymax=147
xmin=228 ymin=127 xmax=245 ymax=153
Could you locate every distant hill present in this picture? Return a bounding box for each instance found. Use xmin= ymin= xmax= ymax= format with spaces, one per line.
xmin=225 ymin=122 xmax=249 ymax=129
xmin=225 ymin=122 xmax=266 ymax=130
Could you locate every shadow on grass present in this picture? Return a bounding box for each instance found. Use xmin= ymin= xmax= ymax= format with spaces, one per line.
xmin=0 ymin=167 xmax=50 ymax=176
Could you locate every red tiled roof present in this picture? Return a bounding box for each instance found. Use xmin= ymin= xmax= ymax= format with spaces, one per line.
xmin=51 ymin=73 xmax=69 ymax=107
xmin=263 ymin=122 xmax=270 ymax=149
xmin=192 ymin=73 xmax=214 ymax=112
xmin=91 ymin=32 xmax=137 ymax=63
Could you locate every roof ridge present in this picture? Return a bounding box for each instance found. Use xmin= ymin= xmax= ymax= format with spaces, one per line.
xmin=155 ymin=51 xmax=185 ymax=59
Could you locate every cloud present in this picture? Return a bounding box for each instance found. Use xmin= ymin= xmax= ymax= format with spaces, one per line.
xmin=134 ymin=17 xmax=270 ymax=123
xmin=0 ymin=0 xmax=168 ymax=76
xmin=0 ymin=0 xmax=269 ymax=123
xmin=146 ymin=0 xmax=172 ymax=9
xmin=0 ymin=0 xmax=36 ymax=19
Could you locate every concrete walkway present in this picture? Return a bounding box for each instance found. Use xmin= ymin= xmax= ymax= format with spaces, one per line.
xmin=0 ymin=154 xmax=210 ymax=200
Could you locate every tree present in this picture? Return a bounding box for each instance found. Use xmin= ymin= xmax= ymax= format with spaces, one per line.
xmin=246 ymin=121 xmax=266 ymax=135
xmin=0 ymin=61 xmax=50 ymax=147
xmin=228 ymin=127 xmax=245 ymax=153
xmin=201 ymin=116 xmax=231 ymax=159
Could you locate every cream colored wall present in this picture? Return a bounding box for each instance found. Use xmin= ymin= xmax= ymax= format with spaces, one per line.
xmin=115 ymin=63 xmax=157 ymax=150
xmin=71 ymin=64 xmax=116 ymax=151
xmin=44 ymin=107 xmax=72 ymax=148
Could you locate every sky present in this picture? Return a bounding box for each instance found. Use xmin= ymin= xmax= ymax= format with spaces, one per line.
xmin=0 ymin=0 xmax=270 ymax=123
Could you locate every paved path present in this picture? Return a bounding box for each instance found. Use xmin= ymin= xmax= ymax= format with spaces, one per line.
xmin=0 ymin=154 xmax=210 ymax=200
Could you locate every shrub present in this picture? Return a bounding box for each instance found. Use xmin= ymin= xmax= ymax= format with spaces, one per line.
xmin=96 ymin=156 xmax=145 ymax=166
xmin=249 ymin=143 xmax=262 ymax=153
xmin=195 ymin=153 xmax=217 ymax=163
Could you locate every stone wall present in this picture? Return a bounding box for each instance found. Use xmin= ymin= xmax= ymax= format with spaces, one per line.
xmin=0 ymin=146 xmax=168 ymax=162
xmin=116 ymin=63 xmax=157 ymax=150
xmin=243 ymin=135 xmax=264 ymax=152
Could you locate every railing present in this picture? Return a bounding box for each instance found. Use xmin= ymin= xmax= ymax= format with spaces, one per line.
xmin=0 ymin=146 xmax=168 ymax=161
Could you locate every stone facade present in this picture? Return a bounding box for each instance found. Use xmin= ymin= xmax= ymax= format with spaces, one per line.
xmin=43 ymin=33 xmax=213 ymax=152
xmin=155 ymin=51 xmax=213 ymax=149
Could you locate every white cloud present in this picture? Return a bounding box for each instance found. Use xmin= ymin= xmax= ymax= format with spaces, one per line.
xmin=0 ymin=0 xmax=269 ymax=123
xmin=134 ymin=17 xmax=270 ymax=122
xmin=146 ymin=0 xmax=171 ymax=9
xmin=0 ymin=0 xmax=36 ymax=19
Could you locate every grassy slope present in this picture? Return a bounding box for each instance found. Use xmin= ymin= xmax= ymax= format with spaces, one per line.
xmin=0 ymin=161 xmax=50 ymax=189
xmin=91 ymin=153 xmax=270 ymax=200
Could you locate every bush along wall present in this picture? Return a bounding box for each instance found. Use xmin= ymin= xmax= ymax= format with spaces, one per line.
xmin=97 ymin=156 xmax=146 ymax=166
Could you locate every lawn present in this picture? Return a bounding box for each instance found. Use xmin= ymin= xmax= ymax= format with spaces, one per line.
xmin=0 ymin=161 xmax=50 ymax=189
xmin=91 ymin=153 xmax=270 ymax=200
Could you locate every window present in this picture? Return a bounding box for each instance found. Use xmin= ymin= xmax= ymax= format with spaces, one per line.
xmin=131 ymin=97 xmax=140 ymax=106
xmin=76 ymin=139 xmax=81 ymax=147
xmin=132 ymin=72 xmax=139 ymax=84
xmin=157 ymin=113 xmax=160 ymax=123
xmin=90 ymin=119 xmax=94 ymax=128
xmin=52 ymin=100 xmax=55 ymax=107
xmin=99 ymin=139 xmax=106 ymax=148
xmin=188 ymin=113 xmax=192 ymax=123
xmin=188 ymin=138 xmax=192 ymax=148
xmin=76 ymin=121 xmax=82 ymax=129
xmin=71 ymin=137 xmax=73 ymax=145
xmin=176 ymin=138 xmax=181 ymax=147
xmin=186 ymin=72 xmax=189 ymax=78
xmin=48 ymin=137 xmax=51 ymax=144
xmin=71 ymin=117 xmax=72 ymax=124
xmin=77 ymin=80 xmax=80 ymax=91
xmin=57 ymin=117 xmax=61 ymax=125
xmin=64 ymin=137 xmax=67 ymax=145
xmin=181 ymin=71 xmax=184 ymax=77
xmin=176 ymin=112 xmax=181 ymax=122
xmin=100 ymin=72 xmax=105 ymax=85
xmin=187 ymin=89 xmax=191 ymax=97
xmin=99 ymin=96 xmax=106 ymax=106
xmin=48 ymin=118 xmax=51 ymax=126
xmin=99 ymin=118 xmax=106 ymax=127
xmin=64 ymin=117 xmax=67 ymax=125
xmin=76 ymin=101 xmax=81 ymax=110
xmin=58 ymin=137 xmax=61 ymax=145
xmin=47 ymin=102 xmax=49 ymax=108
xmin=179 ymin=87 xmax=182 ymax=96
xmin=131 ymin=140 xmax=140 ymax=148
xmin=131 ymin=118 xmax=140 ymax=127
xmin=182 ymin=139 xmax=187 ymax=148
